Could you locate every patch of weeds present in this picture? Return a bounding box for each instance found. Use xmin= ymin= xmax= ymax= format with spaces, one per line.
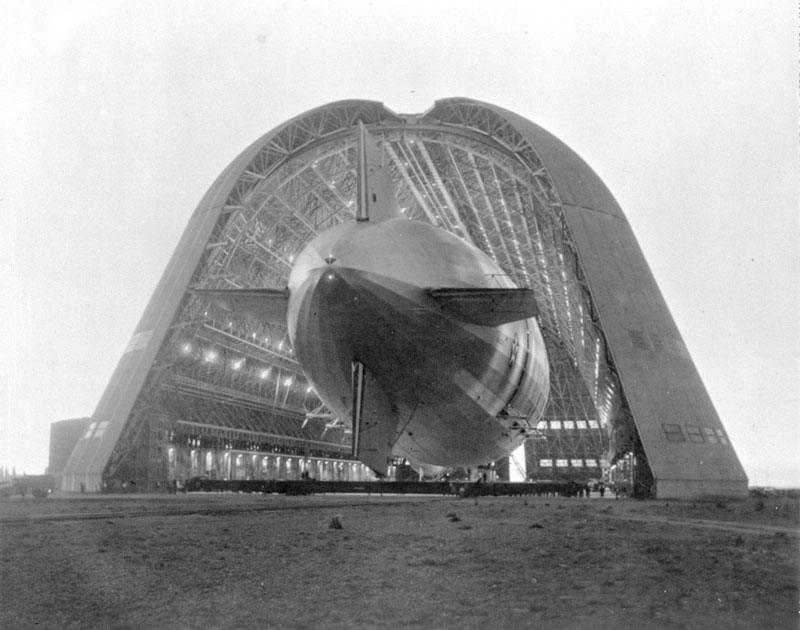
xmin=328 ymin=515 xmax=343 ymax=530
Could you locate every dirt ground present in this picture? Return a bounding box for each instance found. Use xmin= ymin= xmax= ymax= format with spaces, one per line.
xmin=0 ymin=492 xmax=797 ymax=630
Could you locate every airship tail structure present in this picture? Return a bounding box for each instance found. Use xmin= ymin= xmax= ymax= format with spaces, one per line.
xmin=355 ymin=121 xmax=402 ymax=223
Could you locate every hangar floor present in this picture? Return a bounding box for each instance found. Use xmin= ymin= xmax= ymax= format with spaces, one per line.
xmin=1 ymin=493 xmax=797 ymax=629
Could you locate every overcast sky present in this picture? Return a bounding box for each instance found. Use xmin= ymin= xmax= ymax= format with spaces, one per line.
xmin=2 ymin=1 xmax=797 ymax=486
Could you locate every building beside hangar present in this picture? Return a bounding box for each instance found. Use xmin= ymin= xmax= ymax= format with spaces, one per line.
xmin=48 ymin=418 xmax=91 ymax=484
xmin=60 ymin=98 xmax=747 ymax=499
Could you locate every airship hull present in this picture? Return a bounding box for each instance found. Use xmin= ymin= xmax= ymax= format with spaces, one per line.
xmin=287 ymin=218 xmax=549 ymax=472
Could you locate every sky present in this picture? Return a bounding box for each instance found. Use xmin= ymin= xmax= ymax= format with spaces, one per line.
xmin=1 ymin=0 xmax=797 ymax=486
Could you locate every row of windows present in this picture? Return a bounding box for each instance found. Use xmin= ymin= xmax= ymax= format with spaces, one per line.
xmin=535 ymin=420 xmax=601 ymax=431
xmin=82 ymin=421 xmax=109 ymax=440
xmin=662 ymin=423 xmax=728 ymax=445
xmin=539 ymin=459 xmax=604 ymax=468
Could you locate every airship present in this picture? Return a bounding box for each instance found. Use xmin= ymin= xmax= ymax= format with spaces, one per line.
xmin=199 ymin=123 xmax=550 ymax=476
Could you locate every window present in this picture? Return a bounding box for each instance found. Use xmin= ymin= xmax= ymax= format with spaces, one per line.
xmin=555 ymin=459 xmax=569 ymax=468
xmin=714 ymin=428 xmax=728 ymax=445
xmin=704 ymin=427 xmax=718 ymax=444
xmin=83 ymin=422 xmax=97 ymax=439
xmin=539 ymin=459 xmax=553 ymax=468
xmin=662 ymin=423 xmax=686 ymax=442
xmin=563 ymin=421 xmax=575 ymax=430
xmin=588 ymin=420 xmax=600 ymax=430
xmin=685 ymin=425 xmax=704 ymax=444
xmin=586 ymin=459 xmax=598 ymax=468
xmin=570 ymin=459 xmax=584 ymax=467
xmin=550 ymin=421 xmax=562 ymax=430
xmin=576 ymin=421 xmax=588 ymax=430
xmin=536 ymin=420 xmax=548 ymax=430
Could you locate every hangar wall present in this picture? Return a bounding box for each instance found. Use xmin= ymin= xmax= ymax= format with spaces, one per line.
xmin=484 ymin=101 xmax=748 ymax=498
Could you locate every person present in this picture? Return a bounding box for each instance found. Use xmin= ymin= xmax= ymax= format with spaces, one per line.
xmin=599 ymin=481 xmax=605 ymax=498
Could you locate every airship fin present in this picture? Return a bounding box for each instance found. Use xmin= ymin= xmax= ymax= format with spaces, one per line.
xmin=355 ymin=121 xmax=402 ymax=223
xmin=429 ymin=287 xmax=539 ymax=327
xmin=351 ymin=360 xmax=399 ymax=477
xmin=193 ymin=288 xmax=289 ymax=326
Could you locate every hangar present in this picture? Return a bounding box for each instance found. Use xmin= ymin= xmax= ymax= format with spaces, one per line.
xmin=60 ymin=98 xmax=747 ymax=498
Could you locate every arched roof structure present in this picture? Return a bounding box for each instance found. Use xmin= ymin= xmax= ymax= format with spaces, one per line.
xmin=62 ymin=98 xmax=747 ymax=498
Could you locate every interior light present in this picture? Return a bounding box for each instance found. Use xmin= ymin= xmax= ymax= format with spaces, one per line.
xmin=204 ymin=350 xmax=218 ymax=363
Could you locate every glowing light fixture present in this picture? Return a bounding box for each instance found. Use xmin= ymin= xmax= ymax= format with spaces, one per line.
xmin=203 ymin=349 xmax=218 ymax=363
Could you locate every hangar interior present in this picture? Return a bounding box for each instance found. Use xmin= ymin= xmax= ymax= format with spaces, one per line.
xmin=60 ymin=99 xmax=747 ymax=498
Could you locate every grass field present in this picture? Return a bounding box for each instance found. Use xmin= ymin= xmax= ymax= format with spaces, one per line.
xmin=1 ymin=493 xmax=797 ymax=629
